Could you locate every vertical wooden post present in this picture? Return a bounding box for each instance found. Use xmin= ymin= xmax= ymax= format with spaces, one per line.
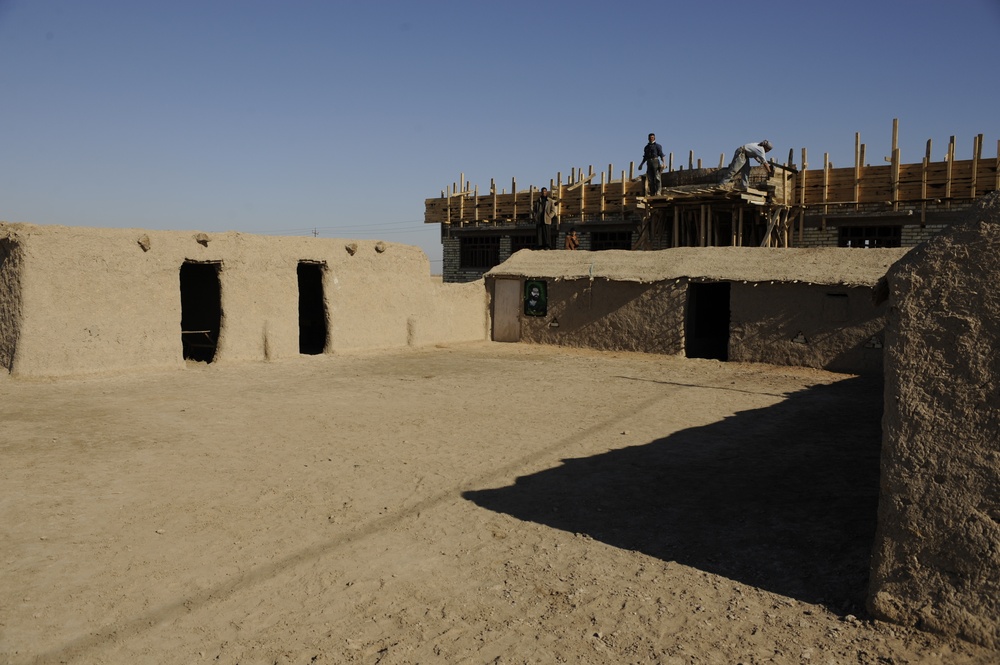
xmin=720 ymin=153 xmax=725 ymax=168
xmin=688 ymin=151 xmax=694 ymax=170
xmin=891 ymin=147 xmax=900 ymax=211
xmin=996 ymin=140 xmax=1000 ymax=191
xmin=512 ymin=177 xmax=517 ymax=221
xmin=580 ymin=167 xmax=586 ymax=217
xmin=600 ymin=170 xmax=606 ymax=220
xmin=527 ymin=184 xmax=535 ymax=226
xmin=673 ymin=206 xmax=680 ymax=248
xmin=730 ymin=205 xmax=737 ymax=246
xmin=668 ymin=153 xmax=674 ymax=171
xmin=921 ymin=140 xmax=931 ymax=226
xmin=628 ymin=161 xmax=634 ymax=179
xmin=891 ymin=118 xmax=899 ymax=155
xmin=799 ymin=148 xmax=807 ymax=241
xmin=459 ymin=176 xmax=465 ymax=221
xmin=473 ymin=185 xmax=479 ymax=222
xmin=946 ymin=136 xmax=955 ymax=208
xmin=971 ymin=134 xmax=983 ymax=198
xmin=699 ymin=204 xmax=707 ymax=247
xmin=556 ymin=172 xmax=563 ymax=224
xmin=445 ymin=185 xmax=451 ymax=227
xmin=822 ymin=152 xmax=830 ymax=219
xmin=854 ymin=133 xmax=862 ymax=205
xmin=621 ymin=170 xmax=627 ymax=219
xmin=491 ymin=178 xmax=498 ymax=220
xmin=738 ymin=207 xmax=745 ymax=247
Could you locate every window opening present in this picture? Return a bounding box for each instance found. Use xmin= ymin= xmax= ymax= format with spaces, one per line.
xmin=510 ymin=234 xmax=535 ymax=254
xmin=839 ymin=226 xmax=901 ymax=248
xmin=590 ymin=230 xmax=632 ymax=251
xmin=460 ymin=236 xmax=501 ymax=269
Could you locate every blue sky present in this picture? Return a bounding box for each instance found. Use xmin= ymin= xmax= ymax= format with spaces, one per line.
xmin=2 ymin=0 xmax=998 ymax=272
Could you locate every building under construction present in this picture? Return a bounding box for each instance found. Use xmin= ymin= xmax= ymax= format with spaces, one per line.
xmin=425 ymin=120 xmax=999 ymax=282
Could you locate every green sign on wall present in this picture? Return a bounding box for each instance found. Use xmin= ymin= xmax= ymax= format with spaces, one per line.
xmin=524 ymin=279 xmax=547 ymax=317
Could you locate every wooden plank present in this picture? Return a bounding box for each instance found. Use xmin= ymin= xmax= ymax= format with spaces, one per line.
xmin=971 ymin=134 xmax=982 ymax=197
xmin=512 ymin=177 xmax=518 ymax=220
xmin=854 ymin=133 xmax=861 ymax=205
xmin=891 ymin=147 xmax=900 ymax=211
xmin=760 ymin=209 xmax=778 ymax=247
xmin=673 ymin=206 xmax=679 ymax=248
xmin=600 ymin=170 xmax=606 ymax=220
xmin=823 ymin=153 xmax=830 ymax=216
xmin=946 ymin=136 xmax=955 ymax=208
xmin=798 ymin=148 xmax=807 ymax=236
xmin=556 ymin=172 xmax=563 ymax=225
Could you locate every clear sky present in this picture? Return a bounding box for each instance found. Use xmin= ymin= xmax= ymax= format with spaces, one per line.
xmin=2 ymin=0 xmax=998 ymax=272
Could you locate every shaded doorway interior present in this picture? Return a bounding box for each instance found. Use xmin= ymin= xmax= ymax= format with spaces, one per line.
xmin=298 ymin=261 xmax=328 ymax=355
xmin=686 ymin=281 xmax=730 ymax=361
xmin=180 ymin=261 xmax=222 ymax=363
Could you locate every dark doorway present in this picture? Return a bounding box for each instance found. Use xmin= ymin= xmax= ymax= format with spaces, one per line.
xmin=685 ymin=281 xmax=730 ymax=361
xmin=179 ymin=261 xmax=222 ymax=363
xmin=298 ymin=261 xmax=328 ymax=355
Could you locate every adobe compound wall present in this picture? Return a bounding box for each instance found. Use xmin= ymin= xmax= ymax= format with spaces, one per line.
xmin=486 ymin=247 xmax=907 ymax=374
xmin=868 ymin=193 xmax=1000 ymax=649
xmin=0 ymin=223 xmax=487 ymax=378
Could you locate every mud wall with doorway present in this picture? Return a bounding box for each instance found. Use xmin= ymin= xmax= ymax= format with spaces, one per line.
xmin=491 ymin=276 xmax=687 ymax=354
xmin=485 ymin=247 xmax=907 ymax=374
xmin=0 ymin=223 xmax=487 ymax=378
xmin=729 ymin=283 xmax=888 ymax=374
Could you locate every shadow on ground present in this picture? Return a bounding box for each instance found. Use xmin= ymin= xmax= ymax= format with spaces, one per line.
xmin=463 ymin=375 xmax=883 ymax=612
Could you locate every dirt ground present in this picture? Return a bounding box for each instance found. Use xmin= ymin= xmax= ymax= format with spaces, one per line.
xmin=1 ymin=342 xmax=996 ymax=665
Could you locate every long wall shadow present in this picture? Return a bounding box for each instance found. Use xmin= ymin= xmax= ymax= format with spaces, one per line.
xmin=463 ymin=375 xmax=883 ymax=612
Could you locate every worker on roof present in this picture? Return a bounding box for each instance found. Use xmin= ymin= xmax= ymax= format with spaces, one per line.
xmin=717 ymin=139 xmax=775 ymax=190
xmin=639 ymin=133 xmax=665 ymax=195
xmin=533 ymin=187 xmax=558 ymax=250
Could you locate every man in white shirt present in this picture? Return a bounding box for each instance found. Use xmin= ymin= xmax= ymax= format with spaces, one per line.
xmin=718 ymin=140 xmax=774 ymax=190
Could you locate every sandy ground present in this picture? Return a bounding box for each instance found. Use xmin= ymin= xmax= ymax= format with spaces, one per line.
xmin=1 ymin=342 xmax=996 ymax=665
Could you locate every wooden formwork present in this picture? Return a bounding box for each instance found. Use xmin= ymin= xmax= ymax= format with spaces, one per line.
xmin=427 ymin=119 xmax=998 ymax=240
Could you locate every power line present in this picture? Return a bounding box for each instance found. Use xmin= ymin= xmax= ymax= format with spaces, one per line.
xmin=259 ymin=220 xmax=430 ymax=236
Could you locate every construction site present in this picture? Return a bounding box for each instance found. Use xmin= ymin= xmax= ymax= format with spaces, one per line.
xmin=1 ymin=122 xmax=998 ymax=663
xmin=426 ymin=120 xmax=999 ymax=282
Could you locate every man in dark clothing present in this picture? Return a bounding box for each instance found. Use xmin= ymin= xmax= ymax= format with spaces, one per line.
xmin=639 ymin=133 xmax=665 ymax=195
xmin=533 ymin=187 xmax=558 ymax=249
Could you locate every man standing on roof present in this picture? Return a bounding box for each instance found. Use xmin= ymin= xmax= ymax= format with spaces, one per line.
xmin=717 ymin=139 xmax=774 ymax=190
xmin=639 ymin=133 xmax=665 ymax=195
xmin=533 ymin=187 xmax=558 ymax=250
